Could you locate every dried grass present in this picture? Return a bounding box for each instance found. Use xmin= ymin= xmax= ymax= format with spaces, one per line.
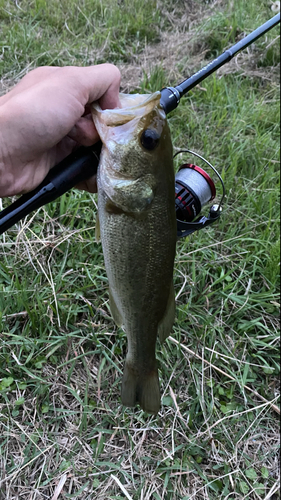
xmin=0 ymin=336 xmax=279 ymax=499
xmin=0 ymin=1 xmax=280 ymax=498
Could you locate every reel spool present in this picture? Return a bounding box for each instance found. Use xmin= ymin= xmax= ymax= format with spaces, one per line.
xmin=174 ymin=149 xmax=225 ymax=238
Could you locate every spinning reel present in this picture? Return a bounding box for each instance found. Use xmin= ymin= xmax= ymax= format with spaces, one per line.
xmin=174 ymin=150 xmax=225 ymax=238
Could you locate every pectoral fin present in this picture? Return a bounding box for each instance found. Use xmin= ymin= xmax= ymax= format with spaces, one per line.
xmin=109 ymin=288 xmax=123 ymax=327
xmin=157 ymin=281 xmax=175 ymax=343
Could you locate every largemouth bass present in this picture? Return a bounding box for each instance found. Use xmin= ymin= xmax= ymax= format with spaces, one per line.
xmin=92 ymin=92 xmax=177 ymax=414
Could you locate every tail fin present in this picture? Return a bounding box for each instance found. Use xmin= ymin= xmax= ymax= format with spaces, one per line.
xmin=121 ymin=362 xmax=161 ymax=415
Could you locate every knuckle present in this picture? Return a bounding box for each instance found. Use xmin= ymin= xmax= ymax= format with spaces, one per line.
xmin=102 ymin=63 xmax=121 ymax=84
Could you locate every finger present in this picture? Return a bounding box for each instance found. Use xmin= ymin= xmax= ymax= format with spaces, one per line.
xmin=67 ymin=115 xmax=99 ymax=146
xmin=76 ymin=175 xmax=97 ymax=193
xmin=54 ymin=136 xmax=78 ymax=165
xmin=74 ymin=64 xmax=121 ymax=110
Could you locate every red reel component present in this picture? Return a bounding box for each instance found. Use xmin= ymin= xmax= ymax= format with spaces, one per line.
xmin=175 ymin=163 xmax=216 ymax=222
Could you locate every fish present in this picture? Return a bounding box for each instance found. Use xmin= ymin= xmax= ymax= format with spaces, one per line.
xmin=91 ymin=92 xmax=177 ymax=414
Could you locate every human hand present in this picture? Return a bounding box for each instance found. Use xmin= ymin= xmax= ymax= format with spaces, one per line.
xmin=0 ymin=64 xmax=121 ymax=197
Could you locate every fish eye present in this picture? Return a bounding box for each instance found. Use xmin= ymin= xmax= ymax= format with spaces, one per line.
xmin=140 ymin=128 xmax=160 ymax=151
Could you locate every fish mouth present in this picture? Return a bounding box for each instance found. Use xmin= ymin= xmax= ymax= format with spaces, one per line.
xmin=92 ymin=91 xmax=165 ymax=127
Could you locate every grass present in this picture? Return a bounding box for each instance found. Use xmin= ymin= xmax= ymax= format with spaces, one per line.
xmin=0 ymin=0 xmax=280 ymax=498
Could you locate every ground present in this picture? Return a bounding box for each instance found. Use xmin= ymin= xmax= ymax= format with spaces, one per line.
xmin=0 ymin=0 xmax=280 ymax=499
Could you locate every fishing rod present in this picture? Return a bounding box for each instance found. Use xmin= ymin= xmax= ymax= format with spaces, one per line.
xmin=0 ymin=12 xmax=280 ymax=237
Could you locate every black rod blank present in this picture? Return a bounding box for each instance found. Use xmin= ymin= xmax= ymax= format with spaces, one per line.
xmin=160 ymin=13 xmax=280 ymax=113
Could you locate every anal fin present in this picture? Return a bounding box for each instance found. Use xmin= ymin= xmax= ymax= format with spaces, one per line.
xmin=95 ymin=210 xmax=100 ymax=243
xmin=157 ymin=281 xmax=175 ymax=343
xmin=109 ymin=288 xmax=123 ymax=327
